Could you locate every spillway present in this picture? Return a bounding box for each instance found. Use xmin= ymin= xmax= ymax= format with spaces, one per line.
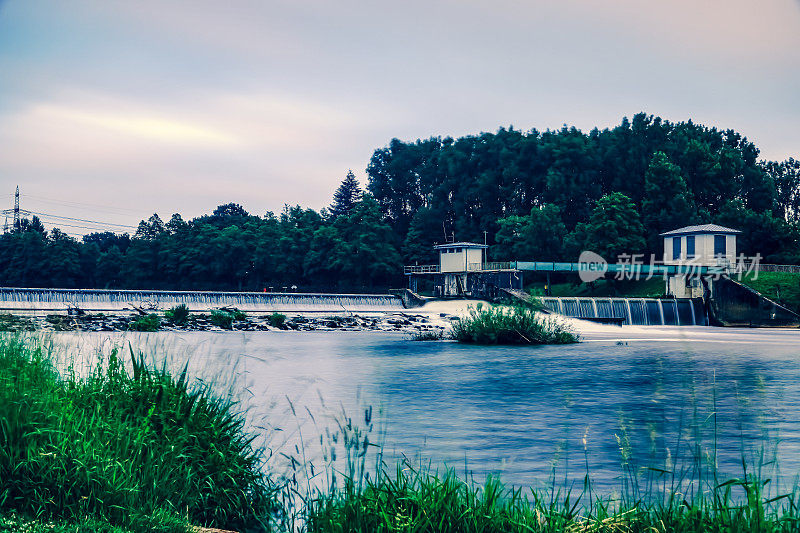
xmin=541 ymin=297 xmax=706 ymax=326
xmin=0 ymin=288 xmax=404 ymax=313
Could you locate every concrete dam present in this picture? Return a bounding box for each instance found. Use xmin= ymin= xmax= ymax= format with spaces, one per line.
xmin=0 ymin=288 xmax=405 ymax=313
xmin=540 ymin=297 xmax=706 ymax=326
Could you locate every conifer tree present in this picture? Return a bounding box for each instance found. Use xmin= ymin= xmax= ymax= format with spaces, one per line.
xmin=329 ymin=170 xmax=363 ymax=219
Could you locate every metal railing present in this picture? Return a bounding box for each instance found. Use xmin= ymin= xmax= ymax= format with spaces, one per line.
xmin=482 ymin=261 xmax=513 ymax=271
xmin=404 ymin=262 xmax=516 ymax=274
xmin=403 ymin=264 xmax=440 ymax=274
xmin=733 ymin=262 xmax=800 ymax=274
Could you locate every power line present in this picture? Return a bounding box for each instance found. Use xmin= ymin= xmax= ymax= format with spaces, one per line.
xmin=25 ymin=210 xmax=137 ymax=229
xmin=33 ymin=219 xmax=133 ymax=232
xmin=3 ymin=188 xmax=138 ymax=237
xmin=22 ymin=193 xmax=142 ymax=215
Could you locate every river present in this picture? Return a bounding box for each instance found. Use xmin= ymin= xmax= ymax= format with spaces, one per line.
xmin=49 ymin=322 xmax=800 ymax=494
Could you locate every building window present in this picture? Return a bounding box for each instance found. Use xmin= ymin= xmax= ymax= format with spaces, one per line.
xmin=714 ymin=235 xmax=726 ymax=256
xmin=673 ymin=236 xmax=681 ymax=260
xmin=455 ymin=247 xmax=462 ymax=253
xmin=686 ymin=235 xmax=695 ymax=258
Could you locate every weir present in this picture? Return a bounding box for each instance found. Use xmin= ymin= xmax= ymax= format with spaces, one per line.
xmin=0 ymin=288 xmax=404 ymax=313
xmin=541 ymin=297 xmax=706 ymax=326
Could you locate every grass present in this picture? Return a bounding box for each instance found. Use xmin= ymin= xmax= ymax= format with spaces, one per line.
xmin=164 ymin=304 xmax=190 ymax=326
xmin=127 ymin=313 xmax=160 ymax=331
xmin=209 ymin=309 xmax=246 ymax=330
xmin=209 ymin=310 xmax=234 ymax=329
xmin=535 ymin=277 xmax=665 ymax=299
xmin=0 ymin=335 xmax=277 ymax=532
xmin=450 ymin=303 xmax=579 ymax=345
xmin=409 ymin=329 xmax=446 ymax=341
xmin=0 ymin=513 xmax=145 ymax=532
xmin=739 ymin=271 xmax=800 ymax=314
xmin=306 ymin=463 xmax=800 ymax=532
xmin=268 ymin=312 xmax=287 ymax=329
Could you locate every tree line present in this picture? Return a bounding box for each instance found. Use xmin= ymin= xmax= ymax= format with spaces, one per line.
xmin=0 ymin=113 xmax=798 ymax=290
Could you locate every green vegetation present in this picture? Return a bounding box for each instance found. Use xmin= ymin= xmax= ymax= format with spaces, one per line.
xmin=209 ymin=310 xmax=234 ymax=329
xmin=740 ymin=271 xmax=800 ymax=314
xmin=535 ymin=277 xmax=666 ymax=299
xmin=163 ymin=304 xmax=190 ymax=325
xmin=306 ymin=464 xmax=800 ymax=532
xmin=127 ymin=313 xmax=160 ymax=331
xmin=208 ymin=309 xmax=245 ymax=329
xmin=0 ymin=115 xmax=798 ymax=291
xmin=0 ymin=513 xmax=145 ymax=532
xmin=450 ymin=304 xmax=578 ymax=345
xmin=0 ymin=336 xmax=276 ymax=532
xmin=409 ymin=329 xmax=445 ymax=341
xmin=268 ymin=312 xmax=287 ymax=328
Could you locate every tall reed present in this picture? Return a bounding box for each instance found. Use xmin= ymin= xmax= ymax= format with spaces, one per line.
xmin=0 ymin=335 xmax=278 ymax=532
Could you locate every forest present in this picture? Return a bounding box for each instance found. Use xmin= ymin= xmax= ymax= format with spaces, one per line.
xmin=0 ymin=113 xmax=798 ymax=291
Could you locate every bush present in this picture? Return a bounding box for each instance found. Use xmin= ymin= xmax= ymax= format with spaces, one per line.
xmin=164 ymin=304 xmax=190 ymax=325
xmin=268 ymin=312 xmax=286 ymax=329
xmin=0 ymin=336 xmax=277 ymax=532
xmin=128 ymin=313 xmax=160 ymax=332
xmin=450 ymin=304 xmax=578 ymax=345
xmin=410 ymin=329 xmax=445 ymax=341
xmin=209 ymin=310 xmax=234 ymax=330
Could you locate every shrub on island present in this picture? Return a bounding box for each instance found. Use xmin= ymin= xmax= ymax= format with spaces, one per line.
xmin=268 ymin=312 xmax=287 ymax=329
xmin=450 ymin=303 xmax=578 ymax=345
xmin=164 ymin=304 xmax=190 ymax=325
xmin=128 ymin=313 xmax=160 ymax=332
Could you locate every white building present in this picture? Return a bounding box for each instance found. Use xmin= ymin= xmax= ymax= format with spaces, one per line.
xmin=660 ymin=224 xmax=741 ymax=298
xmin=434 ymin=242 xmax=487 ymax=273
xmin=433 ymin=242 xmax=488 ymax=295
xmin=661 ymin=224 xmax=740 ymax=267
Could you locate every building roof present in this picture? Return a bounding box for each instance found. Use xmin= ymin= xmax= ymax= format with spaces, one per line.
xmin=659 ymin=224 xmax=741 ymax=236
xmin=433 ymin=242 xmax=488 ymax=249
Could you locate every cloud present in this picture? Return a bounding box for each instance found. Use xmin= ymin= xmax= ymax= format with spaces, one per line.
xmin=32 ymin=104 xmax=241 ymax=148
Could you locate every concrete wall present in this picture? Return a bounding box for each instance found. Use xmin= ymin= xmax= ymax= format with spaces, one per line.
xmin=705 ymin=276 xmax=800 ymax=327
xmin=667 ymin=274 xmax=704 ymax=298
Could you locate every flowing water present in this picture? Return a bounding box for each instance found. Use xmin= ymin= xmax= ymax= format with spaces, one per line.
xmin=50 ymin=324 xmax=800 ymax=493
xmin=542 ymin=297 xmax=705 ymax=325
xmin=0 ymin=288 xmax=403 ymax=312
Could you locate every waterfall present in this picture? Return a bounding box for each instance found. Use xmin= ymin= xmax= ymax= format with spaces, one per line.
xmin=0 ymin=288 xmax=404 ymax=313
xmin=541 ymin=296 xmax=705 ymax=326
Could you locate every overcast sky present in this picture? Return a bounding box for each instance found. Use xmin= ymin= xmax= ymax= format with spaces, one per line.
xmin=0 ymin=0 xmax=798 ymax=235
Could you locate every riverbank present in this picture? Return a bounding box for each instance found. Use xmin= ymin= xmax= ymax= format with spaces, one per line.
xmin=0 ymin=300 xmax=493 ymax=334
xmin=0 ymin=310 xmax=452 ymax=334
